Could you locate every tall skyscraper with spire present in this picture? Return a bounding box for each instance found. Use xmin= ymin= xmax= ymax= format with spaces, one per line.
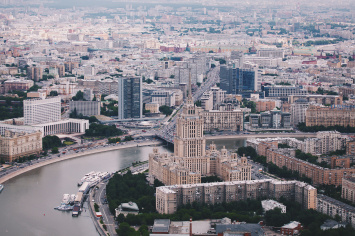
xmin=174 ymin=74 xmax=209 ymax=174
xmin=149 ymin=74 xmax=251 ymax=185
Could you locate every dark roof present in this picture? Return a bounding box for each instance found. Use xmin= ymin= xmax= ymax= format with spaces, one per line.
xmin=216 ymin=223 xmax=264 ymax=236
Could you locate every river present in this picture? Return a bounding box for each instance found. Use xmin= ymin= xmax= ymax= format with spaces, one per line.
xmin=0 ymin=138 xmax=247 ymax=236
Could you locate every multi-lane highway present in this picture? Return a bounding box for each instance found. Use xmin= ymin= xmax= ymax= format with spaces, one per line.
xmin=156 ymin=66 xmax=220 ymax=143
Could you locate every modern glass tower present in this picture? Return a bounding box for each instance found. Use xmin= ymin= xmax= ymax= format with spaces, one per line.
xmin=118 ymin=77 xmax=142 ymax=120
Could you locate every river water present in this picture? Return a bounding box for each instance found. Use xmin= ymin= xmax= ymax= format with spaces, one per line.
xmin=0 ymin=139 xmax=246 ymax=236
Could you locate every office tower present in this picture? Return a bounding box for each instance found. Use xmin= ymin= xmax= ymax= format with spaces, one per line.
xmin=220 ymin=62 xmax=257 ymax=95
xmin=24 ymin=97 xmax=61 ymax=125
xmin=118 ymin=77 xmax=142 ymax=120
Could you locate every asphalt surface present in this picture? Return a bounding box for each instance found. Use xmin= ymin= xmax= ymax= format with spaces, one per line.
xmin=94 ymin=181 xmax=117 ymax=236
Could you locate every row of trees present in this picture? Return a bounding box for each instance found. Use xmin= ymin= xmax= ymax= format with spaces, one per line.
xmin=236 ymin=146 xmax=312 ymax=183
xmin=298 ymin=123 xmax=355 ymax=133
xmin=42 ymin=135 xmax=62 ymax=150
xmin=85 ymin=123 xmax=124 ymax=137
xmin=295 ymin=150 xmax=330 ymax=168
xmin=69 ymin=108 xmax=99 ymax=123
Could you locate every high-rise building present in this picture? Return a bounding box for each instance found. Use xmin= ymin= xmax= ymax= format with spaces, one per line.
xmin=24 ymin=97 xmax=61 ymax=125
xmin=290 ymin=98 xmax=309 ymax=126
xmin=149 ymin=77 xmax=251 ymax=184
xmin=27 ymin=66 xmax=43 ymax=81
xmin=220 ymin=62 xmax=257 ymax=95
xmin=118 ymin=77 xmax=142 ymax=120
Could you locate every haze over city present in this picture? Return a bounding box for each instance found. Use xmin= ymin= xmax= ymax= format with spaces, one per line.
xmin=0 ymin=0 xmax=354 ymax=235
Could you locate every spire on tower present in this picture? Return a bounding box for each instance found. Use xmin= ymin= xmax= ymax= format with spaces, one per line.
xmin=188 ymin=70 xmax=192 ymax=101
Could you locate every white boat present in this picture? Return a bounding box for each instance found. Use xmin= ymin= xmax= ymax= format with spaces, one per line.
xmin=62 ymin=194 xmax=70 ymax=204
xmin=77 ymin=171 xmax=111 ymax=187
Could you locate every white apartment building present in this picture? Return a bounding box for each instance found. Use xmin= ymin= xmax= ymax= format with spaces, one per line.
xmin=24 ymin=97 xmax=61 ymax=125
xmin=290 ymin=98 xmax=309 ymax=126
xmin=317 ymin=131 xmax=345 ymax=154
xmin=262 ymin=200 xmax=286 ymax=213
xmin=200 ymin=90 xmax=213 ymax=111
xmin=32 ymin=119 xmax=89 ymax=136
xmin=151 ymin=90 xmax=176 ymax=107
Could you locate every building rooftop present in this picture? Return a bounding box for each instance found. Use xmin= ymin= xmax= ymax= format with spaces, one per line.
xmin=216 ymin=223 xmax=264 ymax=236
xmin=152 ymin=219 xmax=170 ymax=233
xmin=281 ymin=221 xmax=301 ymax=229
xmin=318 ymin=194 xmax=355 ymax=213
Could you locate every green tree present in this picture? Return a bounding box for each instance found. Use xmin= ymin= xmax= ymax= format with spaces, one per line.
xmin=52 ymin=147 xmax=59 ymax=154
xmin=49 ymin=91 xmax=58 ymax=96
xmin=159 ymin=105 xmax=173 ymax=116
xmin=72 ymin=90 xmax=84 ymax=101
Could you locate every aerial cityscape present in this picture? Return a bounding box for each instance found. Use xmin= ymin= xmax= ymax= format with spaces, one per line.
xmin=0 ymin=0 xmax=355 ymax=235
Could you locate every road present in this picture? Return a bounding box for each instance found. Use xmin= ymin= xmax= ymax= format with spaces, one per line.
xmin=94 ymin=181 xmax=117 ymax=236
xmin=156 ymin=66 xmax=220 ymax=143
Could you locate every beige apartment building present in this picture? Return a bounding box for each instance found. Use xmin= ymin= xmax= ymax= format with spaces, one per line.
xmin=255 ymin=100 xmax=276 ymax=112
xmin=203 ymin=110 xmax=243 ymax=132
xmin=342 ymin=176 xmax=355 ymax=204
xmin=306 ymin=104 xmax=355 ymax=127
xmin=264 ymin=147 xmax=355 ymax=186
xmin=0 ymin=130 xmax=42 ymax=162
xmin=156 ymin=179 xmax=316 ymax=214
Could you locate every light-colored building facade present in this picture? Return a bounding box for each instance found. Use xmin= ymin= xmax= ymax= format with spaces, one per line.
xmin=151 ymin=90 xmax=176 ymax=107
xmin=288 ymin=95 xmax=342 ymax=106
xmin=156 ymin=179 xmax=316 ymax=214
xmin=346 ymin=140 xmax=355 ymax=156
xmin=255 ymin=99 xmax=276 ymax=112
xmin=342 ymin=176 xmax=355 ymax=204
xmin=69 ymin=101 xmax=101 ymax=116
xmin=262 ymin=199 xmax=286 ymax=213
xmin=317 ymin=194 xmax=355 ymax=228
xmin=290 ymin=98 xmax=309 ymax=126
xmin=32 ymin=118 xmax=89 ymax=136
xmin=24 ymin=97 xmax=61 ymax=125
xmin=4 ymin=79 xmax=34 ymax=93
xmin=306 ymin=105 xmax=355 ymax=127
xmin=0 ymin=130 xmax=42 ymax=162
xmin=145 ymin=102 xmax=159 ymax=114
xmin=203 ymin=109 xmax=244 ymax=132
xmin=149 ymin=85 xmax=250 ymax=185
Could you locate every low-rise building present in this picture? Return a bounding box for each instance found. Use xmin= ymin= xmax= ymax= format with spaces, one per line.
xmin=115 ymin=202 xmax=139 ymax=217
xmin=280 ymin=221 xmax=303 ymax=236
xmin=145 ymin=102 xmax=160 ymax=114
xmin=262 ymin=199 xmax=286 ymax=213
